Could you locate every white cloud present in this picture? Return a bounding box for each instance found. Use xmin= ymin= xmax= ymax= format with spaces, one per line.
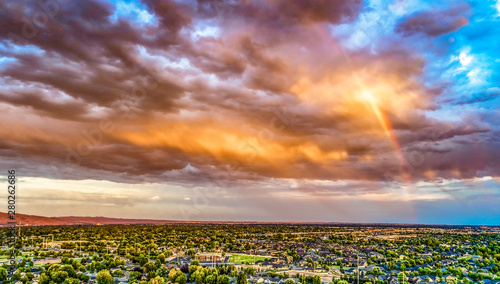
xmin=112 ymin=1 xmax=155 ymax=25
xmin=137 ymin=10 xmax=154 ymax=23
xmin=388 ymin=0 xmax=428 ymax=16
xmin=192 ymin=25 xmax=221 ymax=39
xmin=459 ymin=49 xmax=473 ymax=66
xmin=0 ymin=56 xmax=16 ymax=65
xmin=467 ymin=68 xmax=487 ymax=85
xmin=329 ymin=0 xmax=423 ymax=52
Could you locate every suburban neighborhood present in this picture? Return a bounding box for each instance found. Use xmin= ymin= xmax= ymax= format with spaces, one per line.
xmin=1 ymin=224 xmax=500 ymax=284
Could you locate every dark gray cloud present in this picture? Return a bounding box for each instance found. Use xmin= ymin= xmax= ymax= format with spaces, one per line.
xmin=395 ymin=3 xmax=470 ymax=37
xmin=0 ymin=0 xmax=497 ymax=191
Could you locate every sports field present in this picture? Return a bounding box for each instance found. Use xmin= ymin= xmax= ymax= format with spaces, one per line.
xmin=228 ymin=254 xmax=269 ymax=264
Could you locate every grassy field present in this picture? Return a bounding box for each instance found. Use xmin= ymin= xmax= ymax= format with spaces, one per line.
xmin=0 ymin=253 xmax=29 ymax=260
xmin=228 ymin=254 xmax=269 ymax=264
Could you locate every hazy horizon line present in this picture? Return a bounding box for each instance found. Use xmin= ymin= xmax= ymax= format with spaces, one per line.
xmin=3 ymin=212 xmax=499 ymax=227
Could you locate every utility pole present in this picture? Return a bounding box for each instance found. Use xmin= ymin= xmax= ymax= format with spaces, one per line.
xmin=357 ymin=253 xmax=359 ymax=284
xmin=47 ymin=234 xmax=54 ymax=248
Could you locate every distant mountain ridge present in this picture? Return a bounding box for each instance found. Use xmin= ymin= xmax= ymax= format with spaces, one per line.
xmin=0 ymin=212 xmax=176 ymax=226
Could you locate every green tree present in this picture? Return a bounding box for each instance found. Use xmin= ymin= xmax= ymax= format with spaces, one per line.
xmin=436 ymin=270 xmax=443 ymax=277
xmin=168 ymin=269 xmax=177 ymax=281
xmin=195 ymin=274 xmax=203 ymax=284
xmin=40 ymin=272 xmax=51 ymax=284
xmin=187 ymin=249 xmax=196 ymax=257
xmin=129 ymin=271 xmax=142 ymax=283
xmin=157 ymin=253 xmax=166 ymax=263
xmin=144 ymin=262 xmax=156 ymax=274
xmin=63 ymin=278 xmax=80 ymax=284
xmin=149 ymin=276 xmax=165 ymax=284
xmin=176 ymin=273 xmax=187 ymax=284
xmin=313 ymin=275 xmax=321 ymax=284
xmin=0 ymin=268 xmax=7 ymax=281
xmin=138 ymin=255 xmax=148 ymax=266
xmin=425 ymin=238 xmax=439 ymax=247
xmin=12 ymin=271 xmax=22 ymax=281
xmin=237 ymin=273 xmax=247 ymax=284
xmin=206 ymin=275 xmax=217 ymax=284
xmin=60 ymin=265 xmax=77 ymax=278
xmin=400 ymin=264 xmax=406 ymax=272
xmin=147 ymin=270 xmax=157 ymax=280
xmin=97 ymin=270 xmax=114 ymax=284
xmin=78 ymin=273 xmax=90 ymax=282
xmin=190 ymin=265 xmax=201 ymax=276
xmin=114 ymin=269 xmax=124 ymax=278
xmin=398 ymin=272 xmax=407 ymax=284
xmin=26 ymin=272 xmax=34 ymax=281
xmin=217 ymin=275 xmax=229 ymax=284
xmin=388 ymin=261 xmax=396 ymax=270
xmin=21 ymin=274 xmax=30 ymax=284
xmin=51 ymin=271 xmax=69 ymax=283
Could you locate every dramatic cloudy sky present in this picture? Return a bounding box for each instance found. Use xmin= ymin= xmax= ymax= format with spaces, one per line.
xmin=1 ymin=0 xmax=500 ymax=224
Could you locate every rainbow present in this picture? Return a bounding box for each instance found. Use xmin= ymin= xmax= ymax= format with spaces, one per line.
xmin=317 ymin=23 xmax=417 ymax=221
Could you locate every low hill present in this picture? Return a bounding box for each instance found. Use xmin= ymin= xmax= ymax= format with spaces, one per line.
xmin=0 ymin=212 xmax=176 ymax=226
